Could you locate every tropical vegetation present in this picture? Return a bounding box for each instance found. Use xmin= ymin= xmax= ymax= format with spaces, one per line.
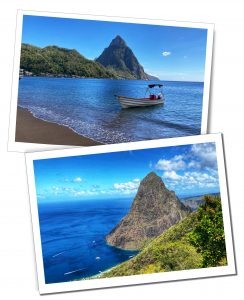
xmin=99 ymin=195 xmax=227 ymax=278
xmin=20 ymin=44 xmax=118 ymax=78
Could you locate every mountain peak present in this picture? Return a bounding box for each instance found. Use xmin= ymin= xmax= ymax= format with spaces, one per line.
xmin=95 ymin=35 xmax=149 ymax=80
xmin=106 ymin=172 xmax=190 ymax=250
xmin=142 ymin=171 xmax=162 ymax=183
xmin=110 ymin=35 xmax=127 ymax=47
xmin=136 ymin=172 xmax=166 ymax=197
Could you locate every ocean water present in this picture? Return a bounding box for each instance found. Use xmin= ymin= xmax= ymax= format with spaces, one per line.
xmin=38 ymin=198 xmax=138 ymax=284
xmin=18 ymin=78 xmax=204 ymax=143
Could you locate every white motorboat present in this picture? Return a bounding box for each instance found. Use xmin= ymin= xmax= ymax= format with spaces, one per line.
xmin=115 ymin=84 xmax=165 ymax=108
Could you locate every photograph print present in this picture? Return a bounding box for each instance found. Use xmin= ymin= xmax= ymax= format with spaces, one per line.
xmin=26 ymin=134 xmax=235 ymax=294
xmin=9 ymin=11 xmax=213 ymax=151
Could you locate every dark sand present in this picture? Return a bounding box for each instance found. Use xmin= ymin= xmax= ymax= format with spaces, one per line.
xmin=15 ymin=107 xmax=102 ymax=146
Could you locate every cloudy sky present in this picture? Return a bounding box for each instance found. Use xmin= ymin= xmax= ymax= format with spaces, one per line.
xmin=22 ymin=15 xmax=207 ymax=82
xmin=34 ymin=142 xmax=220 ymax=203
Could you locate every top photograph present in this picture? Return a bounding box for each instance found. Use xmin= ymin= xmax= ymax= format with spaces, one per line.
xmin=9 ymin=11 xmax=213 ymax=151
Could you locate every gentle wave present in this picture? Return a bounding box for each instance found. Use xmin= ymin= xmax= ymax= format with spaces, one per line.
xmin=64 ymin=268 xmax=86 ymax=275
xmin=52 ymin=251 xmax=66 ymax=258
xmin=137 ymin=115 xmax=199 ymax=135
xmin=19 ymin=104 xmax=197 ymax=143
xmin=19 ymin=104 xmax=131 ymax=144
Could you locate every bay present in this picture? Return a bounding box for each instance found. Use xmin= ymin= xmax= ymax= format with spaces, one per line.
xmin=18 ymin=78 xmax=204 ymax=143
xmin=38 ymin=198 xmax=138 ymax=284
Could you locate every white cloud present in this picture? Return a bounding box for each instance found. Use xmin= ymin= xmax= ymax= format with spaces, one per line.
xmin=67 ymin=187 xmax=100 ymax=197
xmin=73 ymin=177 xmax=82 ymax=183
xmin=162 ymin=170 xmax=219 ymax=191
xmin=113 ymin=178 xmax=140 ymax=194
xmin=190 ymin=143 xmax=217 ymax=169
xmin=156 ymin=143 xmax=217 ymax=173
xmin=114 ymin=179 xmax=140 ymax=190
xmin=73 ymin=190 xmax=86 ymax=197
xmin=188 ymin=160 xmax=201 ymax=169
xmin=133 ymin=178 xmax=140 ymax=183
xmin=49 ymin=184 xmax=102 ymax=198
xmin=154 ymin=143 xmax=219 ymax=193
xmin=52 ymin=186 xmax=60 ymax=191
xmin=163 ymin=171 xmax=182 ymax=180
xmin=162 ymin=51 xmax=171 ymax=57
xmin=155 ymin=155 xmax=186 ymax=171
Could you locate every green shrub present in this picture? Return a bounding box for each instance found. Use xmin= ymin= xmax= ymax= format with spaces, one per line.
xmin=151 ymin=241 xmax=202 ymax=271
xmin=189 ymin=196 xmax=227 ymax=267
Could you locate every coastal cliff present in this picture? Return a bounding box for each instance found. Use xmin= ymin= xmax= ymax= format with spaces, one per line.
xmin=101 ymin=195 xmax=227 ymax=278
xmin=106 ymin=172 xmax=190 ymax=250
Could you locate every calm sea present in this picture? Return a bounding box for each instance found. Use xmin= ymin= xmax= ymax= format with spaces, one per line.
xmin=38 ymin=198 xmax=138 ymax=284
xmin=18 ymin=78 xmax=204 ymax=143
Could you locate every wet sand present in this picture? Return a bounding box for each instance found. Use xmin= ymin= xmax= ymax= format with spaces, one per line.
xmin=15 ymin=107 xmax=102 ymax=146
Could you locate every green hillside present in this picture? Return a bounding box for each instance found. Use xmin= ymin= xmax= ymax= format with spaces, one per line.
xmin=20 ymin=44 xmax=117 ymax=78
xmin=99 ymin=195 xmax=227 ymax=278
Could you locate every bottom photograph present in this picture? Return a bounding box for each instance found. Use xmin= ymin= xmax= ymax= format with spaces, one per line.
xmin=25 ymin=134 xmax=236 ymax=294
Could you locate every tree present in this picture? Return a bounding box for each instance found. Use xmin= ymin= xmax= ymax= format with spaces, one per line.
xmin=189 ymin=195 xmax=227 ymax=267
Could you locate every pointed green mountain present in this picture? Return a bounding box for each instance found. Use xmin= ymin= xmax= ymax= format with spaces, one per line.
xmin=95 ymin=35 xmax=158 ymax=80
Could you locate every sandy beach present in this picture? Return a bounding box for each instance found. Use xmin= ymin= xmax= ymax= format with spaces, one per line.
xmin=15 ymin=107 xmax=102 ymax=146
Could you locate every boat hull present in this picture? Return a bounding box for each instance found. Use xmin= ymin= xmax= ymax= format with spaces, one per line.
xmin=116 ymin=96 xmax=164 ymax=108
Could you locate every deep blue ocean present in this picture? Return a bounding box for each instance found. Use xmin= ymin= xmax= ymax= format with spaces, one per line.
xmin=38 ymin=198 xmax=138 ymax=284
xmin=18 ymin=78 xmax=204 ymax=143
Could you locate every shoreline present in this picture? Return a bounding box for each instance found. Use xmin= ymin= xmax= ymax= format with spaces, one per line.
xmin=78 ymin=252 xmax=138 ymax=281
xmin=21 ymin=75 xmax=203 ymax=83
xmin=77 ymin=264 xmax=120 ymax=281
xmin=15 ymin=107 xmax=102 ymax=146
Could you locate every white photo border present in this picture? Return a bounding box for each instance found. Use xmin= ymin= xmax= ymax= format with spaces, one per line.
xmin=25 ymin=133 xmax=236 ymax=294
xmin=8 ymin=10 xmax=214 ymax=152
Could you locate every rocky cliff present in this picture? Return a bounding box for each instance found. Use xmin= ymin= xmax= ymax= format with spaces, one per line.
xmin=106 ymin=172 xmax=190 ymax=250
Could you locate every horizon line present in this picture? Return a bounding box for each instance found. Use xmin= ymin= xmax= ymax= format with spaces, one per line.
xmin=37 ymin=191 xmax=220 ymax=204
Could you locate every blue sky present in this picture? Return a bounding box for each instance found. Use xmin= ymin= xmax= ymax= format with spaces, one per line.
xmin=22 ymin=15 xmax=208 ymax=82
xmin=33 ymin=142 xmax=220 ymax=203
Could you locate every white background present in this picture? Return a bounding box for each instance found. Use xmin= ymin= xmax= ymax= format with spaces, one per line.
xmin=0 ymin=0 xmax=243 ymax=299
